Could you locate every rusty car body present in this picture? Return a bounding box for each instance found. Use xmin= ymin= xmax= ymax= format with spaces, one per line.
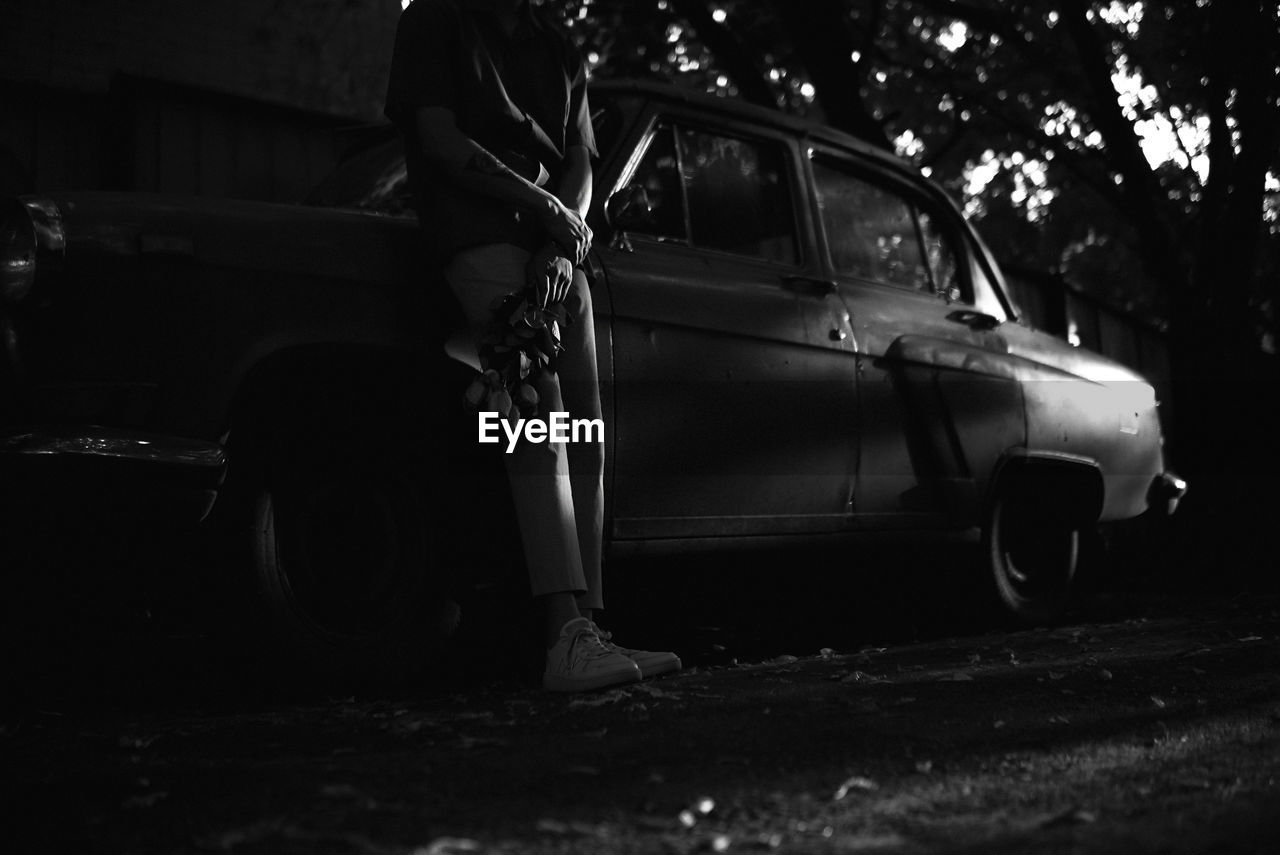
xmin=0 ymin=81 xmax=1183 ymax=678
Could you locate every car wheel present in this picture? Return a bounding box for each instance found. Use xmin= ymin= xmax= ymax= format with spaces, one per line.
xmin=985 ymin=481 xmax=1081 ymax=624
xmin=216 ymin=444 xmax=459 ymax=688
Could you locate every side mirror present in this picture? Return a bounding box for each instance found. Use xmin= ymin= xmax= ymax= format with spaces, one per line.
xmin=604 ymin=184 xmax=652 ymax=228
xmin=603 ymin=184 xmax=652 ymax=251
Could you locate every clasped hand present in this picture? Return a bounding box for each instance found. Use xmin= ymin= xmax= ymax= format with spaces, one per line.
xmin=541 ymin=203 xmax=592 ymax=267
xmin=527 ymin=243 xmax=574 ymax=308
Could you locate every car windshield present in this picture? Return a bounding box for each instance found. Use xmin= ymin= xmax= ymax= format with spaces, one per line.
xmin=306 ymin=96 xmax=623 ymax=215
xmin=304 ymin=126 xmax=411 ymax=215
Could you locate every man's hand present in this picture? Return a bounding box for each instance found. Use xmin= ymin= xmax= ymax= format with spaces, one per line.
xmin=527 ymin=243 xmax=575 ymax=308
xmin=540 ymin=202 xmax=592 ymax=266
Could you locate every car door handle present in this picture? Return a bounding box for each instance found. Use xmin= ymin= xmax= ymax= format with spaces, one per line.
xmin=946 ymin=309 xmax=1002 ymax=330
xmin=780 ymin=275 xmax=837 ymax=296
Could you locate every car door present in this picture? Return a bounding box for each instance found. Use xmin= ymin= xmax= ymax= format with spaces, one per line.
xmin=599 ymin=116 xmax=858 ymax=540
xmin=807 ymin=148 xmax=1025 ymax=527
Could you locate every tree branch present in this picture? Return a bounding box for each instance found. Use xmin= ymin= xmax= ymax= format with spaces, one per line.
xmin=667 ymin=0 xmax=778 ymax=108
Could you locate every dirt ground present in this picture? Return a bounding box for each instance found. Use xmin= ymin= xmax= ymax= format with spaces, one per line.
xmin=3 ymin=562 xmax=1279 ymax=855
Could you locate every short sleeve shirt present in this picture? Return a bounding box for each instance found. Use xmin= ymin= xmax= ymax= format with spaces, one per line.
xmin=384 ymin=0 xmax=597 ymax=258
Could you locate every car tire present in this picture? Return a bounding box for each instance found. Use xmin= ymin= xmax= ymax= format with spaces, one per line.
xmin=984 ymin=477 xmax=1082 ymax=624
xmin=213 ymin=437 xmax=459 ymax=689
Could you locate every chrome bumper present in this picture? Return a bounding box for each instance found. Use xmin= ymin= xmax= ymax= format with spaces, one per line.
xmin=0 ymin=426 xmax=226 ymax=522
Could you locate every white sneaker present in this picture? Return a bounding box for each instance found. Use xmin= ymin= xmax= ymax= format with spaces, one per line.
xmin=543 ymin=617 xmax=642 ymax=692
xmin=590 ymin=622 xmax=682 ymax=680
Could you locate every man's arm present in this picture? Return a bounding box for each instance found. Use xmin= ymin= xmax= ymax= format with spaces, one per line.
xmin=412 ymin=106 xmax=591 ymax=263
xmin=556 ymin=145 xmax=593 ymax=219
xmin=526 ymin=144 xmax=594 ymax=307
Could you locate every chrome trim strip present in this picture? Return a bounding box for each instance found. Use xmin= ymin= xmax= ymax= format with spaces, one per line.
xmin=1 ymin=426 xmax=225 ymax=470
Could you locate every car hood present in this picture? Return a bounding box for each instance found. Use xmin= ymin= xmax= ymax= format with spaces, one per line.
xmin=35 ymin=192 xmax=421 ymax=287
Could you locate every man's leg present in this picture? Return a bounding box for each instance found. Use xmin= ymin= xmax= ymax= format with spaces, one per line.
xmin=553 ymin=269 xmax=680 ymax=679
xmin=445 ymin=244 xmax=586 ymax=600
xmin=444 ymin=244 xmax=638 ymax=690
xmin=554 ymin=268 xmax=605 ymax=615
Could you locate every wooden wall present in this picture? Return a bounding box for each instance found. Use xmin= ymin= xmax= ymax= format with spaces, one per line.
xmin=0 ymin=0 xmax=400 ymax=201
xmin=0 ymin=76 xmax=359 ymax=202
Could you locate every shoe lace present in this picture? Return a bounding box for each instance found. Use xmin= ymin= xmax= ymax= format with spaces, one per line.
xmin=569 ymin=625 xmax=616 ymax=662
xmin=587 ymin=621 xmax=623 ymax=652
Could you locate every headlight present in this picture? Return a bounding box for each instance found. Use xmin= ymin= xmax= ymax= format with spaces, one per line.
xmin=1 ymin=197 xmax=64 ymax=306
xmin=1 ymin=199 xmax=36 ymax=304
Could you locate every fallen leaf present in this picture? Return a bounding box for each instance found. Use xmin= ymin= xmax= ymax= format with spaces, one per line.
xmin=833 ymin=775 xmax=878 ymax=800
xmin=840 ymin=671 xmax=884 ymax=684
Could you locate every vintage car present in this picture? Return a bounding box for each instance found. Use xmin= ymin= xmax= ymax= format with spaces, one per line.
xmin=0 ymin=80 xmax=1184 ymax=680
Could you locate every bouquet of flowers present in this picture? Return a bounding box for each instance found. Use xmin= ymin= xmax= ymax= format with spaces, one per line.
xmin=462 ymin=276 xmax=582 ymax=421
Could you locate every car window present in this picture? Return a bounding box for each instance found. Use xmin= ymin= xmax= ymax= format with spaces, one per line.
xmin=623 ymin=126 xmax=688 ymax=243
xmin=812 ymin=159 xmax=959 ymax=296
xmin=625 ymin=124 xmax=798 ymax=265
xmin=306 ymin=137 xmax=412 ymax=215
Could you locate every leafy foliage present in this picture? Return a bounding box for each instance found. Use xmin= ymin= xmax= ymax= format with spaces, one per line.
xmin=543 ymin=0 xmax=1279 ymax=352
